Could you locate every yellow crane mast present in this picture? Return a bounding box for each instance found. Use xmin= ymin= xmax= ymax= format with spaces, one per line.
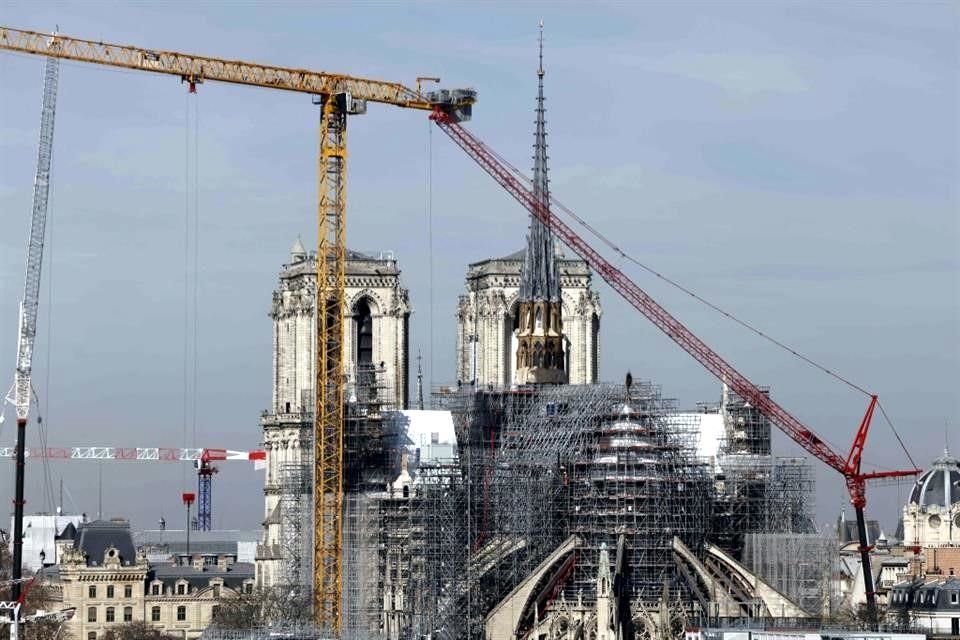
xmin=0 ymin=26 xmax=476 ymax=632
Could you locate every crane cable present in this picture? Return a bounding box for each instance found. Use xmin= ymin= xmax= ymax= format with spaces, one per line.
xmin=182 ymin=90 xmax=190 ymax=493
xmin=191 ymin=91 xmax=200 ymax=452
xmin=38 ymin=166 xmax=56 ymax=514
xmin=469 ymin=135 xmax=917 ymax=470
xmin=181 ymin=88 xmax=201 ymax=497
xmin=426 ymin=119 xmax=434 ymax=403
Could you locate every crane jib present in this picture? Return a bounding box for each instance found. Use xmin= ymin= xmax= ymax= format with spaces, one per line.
xmin=431 ymin=113 xmax=916 ymax=497
xmin=0 ymin=26 xmax=479 ymax=114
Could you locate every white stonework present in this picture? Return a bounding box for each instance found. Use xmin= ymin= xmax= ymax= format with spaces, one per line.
xmin=49 ymin=520 xmax=254 ymax=640
xmin=901 ymin=451 xmax=960 ymax=549
xmin=269 ymin=243 xmax=411 ymax=414
xmin=455 ymin=251 xmax=600 ymax=386
xmin=256 ymin=242 xmax=411 ymax=587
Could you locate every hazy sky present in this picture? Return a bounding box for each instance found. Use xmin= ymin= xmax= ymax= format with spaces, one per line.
xmin=0 ymin=2 xmax=956 ymax=536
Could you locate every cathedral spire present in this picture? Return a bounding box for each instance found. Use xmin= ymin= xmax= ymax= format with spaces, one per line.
xmin=515 ymin=22 xmax=567 ymax=385
xmin=519 ymin=20 xmax=561 ymax=304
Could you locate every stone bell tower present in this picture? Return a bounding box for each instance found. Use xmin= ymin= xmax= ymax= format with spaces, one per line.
xmin=515 ymin=24 xmax=567 ymax=385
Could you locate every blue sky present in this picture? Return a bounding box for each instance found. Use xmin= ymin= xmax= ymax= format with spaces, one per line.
xmin=0 ymin=2 xmax=956 ymax=534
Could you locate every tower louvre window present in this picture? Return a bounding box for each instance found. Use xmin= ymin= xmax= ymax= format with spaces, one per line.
xmin=355 ymin=299 xmax=374 ymax=366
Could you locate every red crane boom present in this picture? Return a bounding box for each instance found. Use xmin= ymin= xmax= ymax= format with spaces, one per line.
xmin=431 ymin=110 xmax=919 ymax=624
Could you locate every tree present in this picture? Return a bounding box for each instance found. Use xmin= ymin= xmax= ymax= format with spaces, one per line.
xmin=210 ymin=586 xmax=312 ymax=630
xmin=102 ymin=622 xmax=177 ymax=640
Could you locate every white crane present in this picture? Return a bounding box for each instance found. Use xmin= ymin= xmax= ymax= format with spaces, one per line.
xmin=0 ymin=576 xmax=75 ymax=640
xmin=1 ymin=44 xmax=60 ymax=607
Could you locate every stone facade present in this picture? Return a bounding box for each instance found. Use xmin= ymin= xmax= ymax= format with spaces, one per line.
xmin=455 ymin=251 xmax=600 ymax=386
xmin=269 ymin=240 xmax=411 ymax=414
xmin=57 ymin=525 xmax=149 ymax=640
xmin=256 ymin=241 xmax=411 ymax=587
xmin=51 ymin=520 xmax=254 ymax=640
xmin=515 ymin=298 xmax=566 ymax=384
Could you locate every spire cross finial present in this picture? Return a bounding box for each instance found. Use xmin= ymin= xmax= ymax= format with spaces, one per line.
xmin=538 ymin=20 xmax=544 ymax=77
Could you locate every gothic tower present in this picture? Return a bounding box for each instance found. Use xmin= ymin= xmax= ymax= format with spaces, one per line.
xmin=256 ymin=242 xmax=411 ymax=587
xmin=515 ymin=24 xmax=567 ymax=385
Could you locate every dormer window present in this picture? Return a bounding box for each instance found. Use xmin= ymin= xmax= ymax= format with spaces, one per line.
xmin=177 ymin=582 xmax=186 ymax=595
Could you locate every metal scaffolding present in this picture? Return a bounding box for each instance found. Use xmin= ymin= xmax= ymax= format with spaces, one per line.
xmin=721 ymin=384 xmax=772 ymax=455
xmin=279 ymin=461 xmax=312 ymax=593
xmin=343 ymin=492 xmax=380 ymax=639
xmin=328 ymin=379 xmax=819 ymax=639
xmin=407 ymin=380 xmax=710 ymax=635
xmin=707 ymin=385 xmax=816 ymax=561
xmin=743 ymin=532 xmax=834 ymax=616
xmin=342 ymin=362 xmax=402 ymax=639
xmin=566 ymin=388 xmax=711 ymax=603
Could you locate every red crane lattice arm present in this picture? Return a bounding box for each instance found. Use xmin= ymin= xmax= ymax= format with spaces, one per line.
xmin=431 ymin=111 xmax=919 ymax=507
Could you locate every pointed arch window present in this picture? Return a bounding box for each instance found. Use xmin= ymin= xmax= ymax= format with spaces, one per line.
xmin=355 ymin=299 xmax=374 ymax=366
xmin=533 ymin=342 xmax=544 ymax=368
xmin=534 ymin=308 xmax=543 ymax=331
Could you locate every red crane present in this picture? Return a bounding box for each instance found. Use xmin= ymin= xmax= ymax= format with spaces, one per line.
xmin=431 ymin=110 xmax=920 ymax=624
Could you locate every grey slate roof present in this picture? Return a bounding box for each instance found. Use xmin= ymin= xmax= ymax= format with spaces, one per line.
xmin=837 ymin=516 xmax=882 ymax=545
xmin=908 ymin=452 xmax=960 ymax=508
xmin=890 ymin=577 xmax=960 ymax=611
xmin=158 ymin=542 xmax=237 ymax=555
xmin=74 ymin=520 xmax=137 ymax=567
xmin=148 ymin=561 xmax=254 ymax=590
xmin=56 ymin=522 xmax=77 ymax=541
xmin=135 ymin=529 xmax=260 ymax=545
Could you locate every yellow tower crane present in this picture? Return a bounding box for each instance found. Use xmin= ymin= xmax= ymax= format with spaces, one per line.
xmin=0 ymin=26 xmax=476 ymax=632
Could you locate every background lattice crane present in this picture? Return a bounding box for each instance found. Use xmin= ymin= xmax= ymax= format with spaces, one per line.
xmin=0 ymin=26 xmax=473 ymax=632
xmin=0 ymin=41 xmax=60 ymax=608
xmin=430 ymin=111 xmax=920 ymax=625
xmin=0 ymin=446 xmax=265 ymax=531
